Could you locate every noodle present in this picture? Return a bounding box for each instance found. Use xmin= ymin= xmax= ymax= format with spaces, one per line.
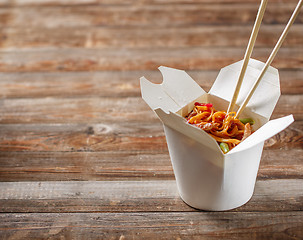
xmin=185 ymin=102 xmax=253 ymax=153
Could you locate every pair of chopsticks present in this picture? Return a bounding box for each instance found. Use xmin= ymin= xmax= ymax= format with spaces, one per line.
xmin=227 ymin=0 xmax=303 ymax=118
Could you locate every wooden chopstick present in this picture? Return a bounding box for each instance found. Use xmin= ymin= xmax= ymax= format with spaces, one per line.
xmin=235 ymin=0 xmax=303 ymax=118
xmin=227 ymin=0 xmax=268 ymax=113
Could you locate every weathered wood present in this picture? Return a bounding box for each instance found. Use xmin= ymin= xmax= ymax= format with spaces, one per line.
xmin=0 ymin=0 xmax=301 ymax=238
xmin=0 ymin=97 xmax=159 ymax=123
xmin=0 ymin=121 xmax=301 ymax=152
xmin=0 ymin=149 xmax=302 ymax=182
xmin=0 ymin=69 xmax=302 ymax=99
xmin=0 ymin=180 xmax=302 ymax=213
xmin=0 ymin=211 xmax=303 ymax=239
xmin=258 ymin=149 xmax=303 ymax=180
xmin=0 ymin=47 xmax=302 ymax=72
xmin=1 ymin=3 xmax=302 ymax=28
xmin=0 ymin=0 xmax=299 ymax=7
xmin=0 ymin=151 xmax=172 ymax=181
xmin=1 ymin=25 xmax=302 ymax=50
xmin=0 ymin=95 xmax=301 ymax=124
xmin=0 ymin=122 xmax=167 ymax=152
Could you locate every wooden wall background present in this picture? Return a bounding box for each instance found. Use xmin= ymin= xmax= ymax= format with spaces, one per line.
xmin=0 ymin=0 xmax=302 ymax=239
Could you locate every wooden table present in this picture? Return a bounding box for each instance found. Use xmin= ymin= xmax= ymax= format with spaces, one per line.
xmin=0 ymin=0 xmax=302 ymax=239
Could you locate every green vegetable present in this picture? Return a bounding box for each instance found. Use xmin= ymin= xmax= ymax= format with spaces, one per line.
xmin=240 ymin=118 xmax=254 ymax=125
xmin=219 ymin=142 xmax=229 ymax=154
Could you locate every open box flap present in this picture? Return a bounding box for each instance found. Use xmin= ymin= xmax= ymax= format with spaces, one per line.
xmin=229 ymin=115 xmax=294 ymax=154
xmin=209 ymin=59 xmax=280 ymax=120
xmin=155 ymin=108 xmax=222 ymax=153
xmin=140 ymin=66 xmax=206 ymax=113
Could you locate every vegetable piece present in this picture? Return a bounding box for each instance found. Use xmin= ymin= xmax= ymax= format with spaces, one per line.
xmin=204 ymin=103 xmax=213 ymax=108
xmin=239 ymin=118 xmax=254 ymax=125
xmin=219 ymin=142 xmax=230 ymax=154
xmin=194 ymin=102 xmax=213 ymax=108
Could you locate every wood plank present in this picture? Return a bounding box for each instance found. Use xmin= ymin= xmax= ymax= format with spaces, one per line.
xmin=0 ymin=149 xmax=302 ymax=181
xmin=0 ymin=151 xmax=173 ymax=181
xmin=0 ymin=3 xmax=302 ymax=29
xmin=0 ymin=69 xmax=302 ymax=99
xmin=0 ymin=212 xmax=302 ymax=239
xmin=0 ymin=97 xmax=160 ymax=124
xmin=0 ymin=122 xmax=166 ymax=152
xmin=0 ymin=122 xmax=164 ymax=152
xmin=1 ymin=211 xmax=302 ymax=239
xmin=0 ymin=121 xmax=301 ymax=152
xmin=0 ymin=47 xmax=302 ymax=72
xmin=258 ymin=149 xmax=303 ymax=180
xmin=1 ymin=25 xmax=303 ymax=50
xmin=0 ymin=180 xmax=302 ymax=213
xmin=0 ymin=95 xmax=302 ymax=123
xmin=0 ymin=0 xmax=299 ymax=7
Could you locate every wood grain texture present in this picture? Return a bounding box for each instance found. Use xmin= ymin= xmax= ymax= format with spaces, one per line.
xmin=0 ymin=122 xmax=166 ymax=152
xmin=1 ymin=3 xmax=302 ymax=28
xmin=0 ymin=121 xmax=301 ymax=152
xmin=0 ymin=149 xmax=302 ymax=181
xmin=0 ymin=180 xmax=302 ymax=213
xmin=0 ymin=47 xmax=302 ymax=72
xmin=1 ymin=25 xmax=303 ymax=50
xmin=0 ymin=0 xmax=302 ymax=238
xmin=0 ymin=95 xmax=302 ymax=124
xmin=0 ymin=0 xmax=299 ymax=7
xmin=1 ymin=69 xmax=302 ymax=99
xmin=0 ymin=212 xmax=302 ymax=240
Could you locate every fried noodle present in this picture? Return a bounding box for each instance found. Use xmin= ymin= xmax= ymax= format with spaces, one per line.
xmin=185 ymin=103 xmax=252 ymax=151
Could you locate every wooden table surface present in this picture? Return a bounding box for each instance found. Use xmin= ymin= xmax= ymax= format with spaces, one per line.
xmin=0 ymin=0 xmax=302 ymax=239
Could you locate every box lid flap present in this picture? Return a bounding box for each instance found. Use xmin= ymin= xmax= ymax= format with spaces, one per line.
xmin=140 ymin=66 xmax=206 ymax=113
xmin=209 ymin=59 xmax=280 ymax=120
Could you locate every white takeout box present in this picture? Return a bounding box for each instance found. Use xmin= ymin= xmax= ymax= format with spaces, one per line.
xmin=140 ymin=59 xmax=294 ymax=211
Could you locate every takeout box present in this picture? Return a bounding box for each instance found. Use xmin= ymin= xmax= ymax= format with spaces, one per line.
xmin=140 ymin=59 xmax=294 ymax=211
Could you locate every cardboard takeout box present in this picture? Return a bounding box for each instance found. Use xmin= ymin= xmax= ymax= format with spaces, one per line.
xmin=140 ymin=59 xmax=294 ymax=211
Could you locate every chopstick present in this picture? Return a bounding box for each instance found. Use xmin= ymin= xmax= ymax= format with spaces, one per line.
xmin=227 ymin=0 xmax=268 ymax=113
xmin=235 ymin=0 xmax=303 ymax=118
